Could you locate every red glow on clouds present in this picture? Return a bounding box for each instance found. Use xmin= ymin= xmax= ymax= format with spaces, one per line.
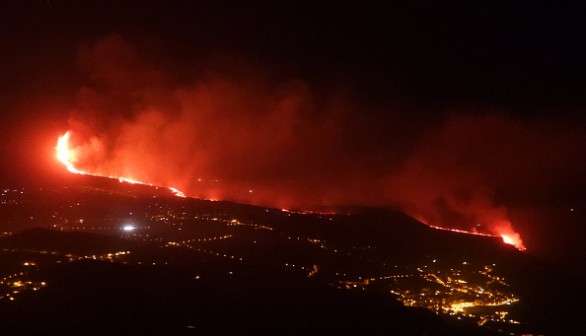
xmin=53 ymin=35 xmax=580 ymax=252
xmin=55 ymin=129 xmax=525 ymax=250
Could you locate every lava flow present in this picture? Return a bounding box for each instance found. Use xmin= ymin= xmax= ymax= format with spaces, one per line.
xmin=56 ymin=131 xmax=186 ymax=198
xmin=426 ymin=223 xmax=526 ymax=251
xmin=500 ymin=232 xmax=525 ymax=251
xmin=56 ymin=130 xmax=525 ymax=251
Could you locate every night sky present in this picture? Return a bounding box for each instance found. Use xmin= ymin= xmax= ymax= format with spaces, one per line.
xmin=1 ymin=1 xmax=585 ymax=267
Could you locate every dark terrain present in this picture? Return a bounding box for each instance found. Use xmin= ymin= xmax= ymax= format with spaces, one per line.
xmin=0 ymin=175 xmax=582 ymax=335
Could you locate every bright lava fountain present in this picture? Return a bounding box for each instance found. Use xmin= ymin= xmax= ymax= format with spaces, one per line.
xmin=56 ymin=131 xmax=186 ymax=197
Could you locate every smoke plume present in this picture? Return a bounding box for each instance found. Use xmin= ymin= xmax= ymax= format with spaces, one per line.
xmin=64 ymin=36 xmax=586 ymax=249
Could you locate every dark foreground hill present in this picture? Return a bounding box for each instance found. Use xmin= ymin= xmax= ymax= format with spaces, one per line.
xmin=0 ymin=177 xmax=583 ymax=335
xmin=0 ymin=230 xmax=501 ymax=336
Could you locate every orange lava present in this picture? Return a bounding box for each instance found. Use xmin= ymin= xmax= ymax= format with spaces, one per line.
xmin=56 ymin=131 xmax=85 ymax=175
xmin=425 ymin=223 xmax=525 ymax=251
xmin=56 ymin=131 xmax=526 ymax=251
xmin=56 ymin=131 xmax=186 ymax=198
xmin=500 ymin=233 xmax=526 ymax=251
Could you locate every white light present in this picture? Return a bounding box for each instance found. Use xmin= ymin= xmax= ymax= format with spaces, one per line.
xmin=122 ymin=225 xmax=136 ymax=232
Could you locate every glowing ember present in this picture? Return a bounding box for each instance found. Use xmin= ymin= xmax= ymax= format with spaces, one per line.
xmin=56 ymin=131 xmax=187 ymax=198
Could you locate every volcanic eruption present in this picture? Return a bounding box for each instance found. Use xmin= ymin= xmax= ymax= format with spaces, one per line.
xmin=49 ymin=36 xmax=537 ymax=252
xmin=56 ymin=131 xmax=186 ymax=197
xmin=54 ymin=129 xmax=525 ymax=250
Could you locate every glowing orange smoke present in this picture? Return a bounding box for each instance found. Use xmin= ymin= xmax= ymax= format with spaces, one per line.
xmin=56 ymin=130 xmax=525 ymax=250
xmin=55 ymin=131 xmax=186 ymax=198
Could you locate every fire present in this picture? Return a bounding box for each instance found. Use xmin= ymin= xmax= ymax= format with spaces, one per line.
xmin=168 ymin=187 xmax=186 ymax=198
xmin=55 ymin=131 xmax=186 ymax=198
xmin=492 ymin=219 xmax=526 ymax=251
xmin=500 ymin=233 xmax=526 ymax=251
xmin=56 ymin=131 xmax=526 ymax=250
xmin=56 ymin=132 xmax=85 ymax=175
xmin=425 ymin=222 xmax=526 ymax=251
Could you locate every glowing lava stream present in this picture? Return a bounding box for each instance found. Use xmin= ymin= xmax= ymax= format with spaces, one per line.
xmin=56 ymin=131 xmax=186 ymax=198
xmin=426 ymin=224 xmax=526 ymax=251
xmin=56 ymin=131 xmax=525 ymax=251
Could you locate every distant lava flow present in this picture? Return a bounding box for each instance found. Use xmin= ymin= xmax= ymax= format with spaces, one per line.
xmin=425 ymin=223 xmax=526 ymax=251
xmin=56 ymin=131 xmax=186 ymax=198
xmin=56 ymin=131 xmax=525 ymax=251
